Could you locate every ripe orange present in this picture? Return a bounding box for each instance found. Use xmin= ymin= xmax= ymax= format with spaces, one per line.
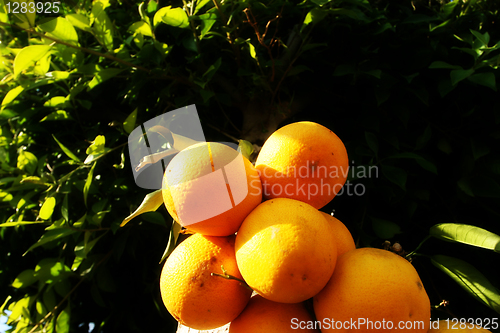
xmin=314 ymin=247 xmax=431 ymax=332
xmin=428 ymin=320 xmax=492 ymax=333
xmin=162 ymin=142 xmax=262 ymax=236
xmin=235 ymin=198 xmax=337 ymax=304
xmin=255 ymin=121 xmax=348 ymax=209
xmin=159 ymin=233 xmax=252 ymax=330
xmin=229 ymin=294 xmax=320 ymax=333
xmin=320 ymin=211 xmax=356 ymax=257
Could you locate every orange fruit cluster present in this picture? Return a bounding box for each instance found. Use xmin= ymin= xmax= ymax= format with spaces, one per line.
xmin=159 ymin=121 xmax=435 ymax=332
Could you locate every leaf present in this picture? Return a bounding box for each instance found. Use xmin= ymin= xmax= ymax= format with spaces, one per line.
xmin=25 ymin=228 xmax=78 ymax=254
xmin=43 ymin=96 xmax=68 ymax=108
xmin=430 ymin=223 xmax=500 ymax=253
xmin=84 ymin=162 xmax=96 ymax=207
xmin=13 ymin=45 xmax=52 ymax=78
xmin=41 ymin=111 xmax=72 ymax=122
xmin=451 ymin=68 xmax=475 ymax=86
xmin=53 ymin=135 xmax=81 ymax=162
xmin=55 ymin=306 xmax=70 ymax=333
xmin=0 ymin=221 xmax=45 ymax=227
xmin=470 ymin=29 xmax=490 ymax=47
xmin=17 ymin=150 xmax=38 ymax=175
xmin=237 ymin=140 xmax=254 ymax=160
xmin=371 ymin=217 xmax=401 ymax=239
xmin=0 ymin=0 xmax=9 ymax=25
xmin=129 ymin=21 xmax=153 ymax=37
xmin=123 ymin=108 xmax=138 ymax=134
xmin=428 ymin=61 xmax=462 ymax=70
xmin=431 ymin=255 xmax=500 ymax=313
xmin=39 ymin=197 xmax=56 ymax=220
xmin=381 ymin=164 xmax=407 ymax=190
xmin=153 ymin=6 xmax=189 ymax=28
xmin=468 ymin=72 xmax=497 ymax=91
xmin=160 ymin=220 xmax=182 ymax=263
xmin=303 ymin=8 xmax=327 ymax=27
xmin=1 ymin=85 xmax=24 ymax=111
xmin=88 ymin=68 xmax=124 ymax=90
xmin=86 ymin=135 xmax=105 ymax=154
xmin=10 ymin=0 xmax=35 ymax=29
xmin=387 ymin=152 xmax=437 ymax=174
xmin=38 ymin=17 xmax=79 ymax=45
xmin=65 ymin=13 xmax=91 ymax=31
xmin=92 ymin=1 xmax=114 ymax=50
xmin=12 ymin=269 xmax=37 ymax=289
xmin=120 ymin=189 xmax=163 ymax=227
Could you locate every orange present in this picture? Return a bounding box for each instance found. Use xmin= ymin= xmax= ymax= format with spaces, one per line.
xmin=159 ymin=233 xmax=252 ymax=330
xmin=162 ymin=142 xmax=262 ymax=236
xmin=428 ymin=320 xmax=492 ymax=332
xmin=235 ymin=198 xmax=337 ymax=303
xmin=229 ymin=294 xmax=320 ymax=333
xmin=255 ymin=121 xmax=348 ymax=209
xmin=314 ymin=247 xmax=431 ymax=332
xmin=320 ymin=211 xmax=356 ymax=256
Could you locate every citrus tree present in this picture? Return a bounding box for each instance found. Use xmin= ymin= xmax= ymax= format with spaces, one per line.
xmin=1 ymin=0 xmax=500 ymax=332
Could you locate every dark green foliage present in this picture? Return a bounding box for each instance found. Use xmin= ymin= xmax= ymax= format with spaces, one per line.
xmin=1 ymin=0 xmax=499 ymax=332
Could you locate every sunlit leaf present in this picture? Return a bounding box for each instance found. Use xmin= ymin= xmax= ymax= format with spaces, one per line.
xmin=154 ymin=6 xmax=189 ymax=28
xmin=160 ymin=219 xmax=182 ymax=263
xmin=0 ymin=0 xmax=9 ymax=25
xmin=41 ymin=110 xmax=72 ymax=121
xmin=56 ymin=306 xmax=70 ymax=333
xmin=84 ymin=162 xmax=96 ymax=207
xmin=88 ymin=68 xmax=124 ymax=90
xmin=430 ymin=223 xmax=500 ymax=253
xmin=129 ymin=21 xmax=153 ymax=37
xmin=39 ymin=197 xmax=56 ymax=220
xmin=120 ymin=189 xmax=163 ymax=227
xmin=17 ymin=150 xmax=38 ymax=175
xmin=123 ymin=108 xmax=138 ymax=134
xmin=1 ymin=85 xmax=24 ymax=111
xmin=10 ymin=0 xmax=35 ymax=29
xmin=12 ymin=269 xmax=37 ymax=288
xmin=53 ymin=135 xmax=81 ymax=163
xmin=13 ymin=45 xmax=52 ymax=78
xmin=237 ymin=140 xmax=254 ymax=160
xmin=66 ymin=13 xmax=91 ymax=32
xmin=431 ymin=255 xmax=500 ymax=313
xmin=86 ymin=135 xmax=105 ymax=155
xmin=38 ymin=17 xmax=79 ymax=45
xmin=25 ymin=228 xmax=78 ymax=254
xmin=92 ymin=1 xmax=114 ymax=50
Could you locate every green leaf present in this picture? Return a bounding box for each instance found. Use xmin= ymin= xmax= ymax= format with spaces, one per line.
xmin=0 ymin=190 xmax=13 ymax=202
xmin=65 ymin=13 xmax=91 ymax=31
xmin=123 ymin=108 xmax=138 ymax=134
xmin=88 ymin=68 xmax=124 ymax=90
xmin=0 ymin=221 xmax=45 ymax=227
xmin=43 ymin=96 xmax=68 ymax=108
xmin=451 ymin=68 xmax=474 ymax=86
xmin=431 ymin=255 xmax=500 ymax=313
xmin=10 ymin=0 xmax=35 ymax=29
xmin=17 ymin=150 xmax=38 ymax=175
xmin=388 ymin=152 xmax=437 ymax=174
xmin=153 ymin=6 xmax=189 ymax=28
xmin=39 ymin=197 xmax=56 ymax=220
xmin=303 ymin=8 xmax=327 ymax=27
xmin=84 ymin=162 xmax=97 ymax=207
xmin=25 ymin=228 xmax=78 ymax=254
xmin=428 ymin=61 xmax=462 ymax=70
xmin=120 ymin=189 xmax=163 ymax=227
xmin=1 ymin=85 xmax=24 ymax=111
xmin=467 ymin=72 xmax=497 ymax=91
xmin=371 ymin=217 xmax=401 ymax=239
xmin=41 ymin=111 xmax=72 ymax=122
xmin=38 ymin=17 xmax=78 ymax=45
xmin=237 ymin=140 xmax=254 ymax=160
xmin=13 ymin=45 xmax=52 ymax=78
xmin=53 ymin=135 xmax=81 ymax=163
xmin=0 ymin=0 xmax=9 ymax=25
xmin=381 ymin=164 xmax=407 ymax=190
xmin=147 ymin=0 xmax=158 ymax=13
xmin=61 ymin=194 xmax=69 ymax=222
xmin=160 ymin=220 xmax=182 ymax=263
xmin=86 ymin=135 xmax=105 ymax=155
xmin=129 ymin=21 xmax=153 ymax=37
xmin=12 ymin=269 xmax=37 ymax=288
xmin=56 ymin=307 xmax=70 ymax=333
xmin=430 ymin=223 xmax=500 ymax=253
xmin=364 ymin=131 xmax=378 ymax=156
xmin=470 ymin=29 xmax=490 ymax=47
xmin=92 ymin=1 xmax=114 ymax=50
